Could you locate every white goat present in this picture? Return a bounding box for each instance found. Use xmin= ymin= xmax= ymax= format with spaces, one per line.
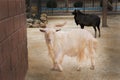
xmin=40 ymin=26 xmax=97 ymax=72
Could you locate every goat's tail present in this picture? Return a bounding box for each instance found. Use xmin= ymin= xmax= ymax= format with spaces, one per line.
xmin=55 ymin=21 xmax=67 ymax=27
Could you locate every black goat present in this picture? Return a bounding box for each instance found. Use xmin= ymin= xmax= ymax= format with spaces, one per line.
xmin=72 ymin=10 xmax=101 ymax=38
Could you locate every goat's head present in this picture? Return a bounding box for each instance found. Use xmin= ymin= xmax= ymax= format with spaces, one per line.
xmin=72 ymin=9 xmax=77 ymax=15
xmin=40 ymin=28 xmax=61 ymax=44
xmin=39 ymin=21 xmax=66 ymax=44
xmin=72 ymin=9 xmax=83 ymax=15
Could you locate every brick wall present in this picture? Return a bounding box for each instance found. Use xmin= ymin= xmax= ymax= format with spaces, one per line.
xmin=0 ymin=0 xmax=28 ymax=80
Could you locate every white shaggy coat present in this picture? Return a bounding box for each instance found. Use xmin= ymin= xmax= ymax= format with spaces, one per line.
xmin=40 ymin=28 xmax=97 ymax=72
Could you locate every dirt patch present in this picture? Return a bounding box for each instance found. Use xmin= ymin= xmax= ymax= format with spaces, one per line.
xmin=26 ymin=15 xmax=120 ymax=80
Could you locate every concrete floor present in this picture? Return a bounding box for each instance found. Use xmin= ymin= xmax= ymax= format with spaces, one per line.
xmin=25 ymin=15 xmax=120 ymax=80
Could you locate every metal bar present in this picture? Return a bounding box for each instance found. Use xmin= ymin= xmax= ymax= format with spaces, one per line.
xmin=115 ymin=0 xmax=118 ymax=11
xmin=92 ymin=0 xmax=94 ymax=7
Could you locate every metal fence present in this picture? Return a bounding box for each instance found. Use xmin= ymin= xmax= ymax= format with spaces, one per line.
xmin=40 ymin=0 xmax=120 ymax=15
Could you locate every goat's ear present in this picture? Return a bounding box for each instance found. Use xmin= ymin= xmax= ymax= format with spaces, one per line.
xmin=56 ymin=29 xmax=61 ymax=32
xmin=39 ymin=29 xmax=46 ymax=32
xmin=73 ymin=9 xmax=77 ymax=14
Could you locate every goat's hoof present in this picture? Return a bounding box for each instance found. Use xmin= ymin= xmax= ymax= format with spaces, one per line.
xmin=58 ymin=69 xmax=63 ymax=72
xmin=77 ymin=67 xmax=81 ymax=71
xmin=77 ymin=69 xmax=81 ymax=71
xmin=51 ymin=67 xmax=63 ymax=72
xmin=58 ymin=67 xmax=63 ymax=72
xmin=51 ymin=66 xmax=58 ymax=71
xmin=51 ymin=68 xmax=62 ymax=72
xmin=90 ymin=66 xmax=95 ymax=70
xmin=51 ymin=67 xmax=56 ymax=71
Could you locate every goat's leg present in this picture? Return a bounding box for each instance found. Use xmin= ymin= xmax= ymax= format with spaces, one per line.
xmin=75 ymin=19 xmax=79 ymax=25
xmin=58 ymin=55 xmax=64 ymax=72
xmin=90 ymin=52 xmax=95 ymax=70
xmin=51 ymin=61 xmax=57 ymax=71
xmin=47 ymin=45 xmax=57 ymax=70
xmin=59 ymin=54 xmax=64 ymax=65
xmin=97 ymin=26 xmax=101 ymax=37
xmin=77 ymin=63 xmax=81 ymax=71
xmin=51 ymin=63 xmax=58 ymax=70
xmin=54 ymin=54 xmax=64 ymax=72
xmin=49 ymin=55 xmax=56 ymax=70
xmin=77 ymin=52 xmax=84 ymax=71
xmin=54 ymin=62 xmax=63 ymax=72
xmin=89 ymin=48 xmax=95 ymax=70
xmin=47 ymin=45 xmax=63 ymax=71
xmin=93 ymin=26 xmax=97 ymax=38
xmin=77 ymin=42 xmax=86 ymax=71
xmin=57 ymin=64 xmax=63 ymax=72
xmin=80 ymin=24 xmax=84 ymax=29
xmin=48 ymin=52 xmax=56 ymax=70
xmin=51 ymin=60 xmax=61 ymax=71
xmin=88 ymin=40 xmax=95 ymax=70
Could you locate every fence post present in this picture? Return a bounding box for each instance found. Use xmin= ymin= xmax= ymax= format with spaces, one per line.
xmin=102 ymin=0 xmax=108 ymax=27
xmin=29 ymin=0 xmax=32 ymax=17
xmin=37 ymin=0 xmax=41 ymax=18
xmin=115 ymin=0 xmax=118 ymax=11
xmin=92 ymin=0 xmax=95 ymax=7
xmin=83 ymin=0 xmax=85 ymax=13
xmin=65 ymin=0 xmax=69 ymax=12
